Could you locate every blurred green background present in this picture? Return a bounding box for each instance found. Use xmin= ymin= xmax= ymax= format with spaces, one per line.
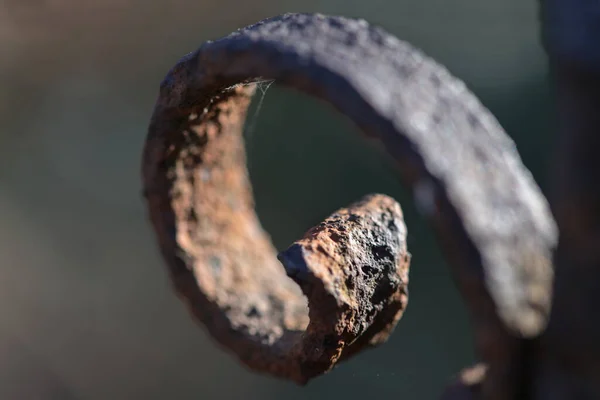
xmin=0 ymin=1 xmax=554 ymax=399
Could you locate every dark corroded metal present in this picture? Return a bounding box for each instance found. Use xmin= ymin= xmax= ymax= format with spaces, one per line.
xmin=534 ymin=1 xmax=600 ymax=395
xmin=141 ymin=13 xmax=557 ymax=394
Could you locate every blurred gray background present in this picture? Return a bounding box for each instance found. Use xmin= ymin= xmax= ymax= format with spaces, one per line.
xmin=0 ymin=1 xmax=554 ymax=399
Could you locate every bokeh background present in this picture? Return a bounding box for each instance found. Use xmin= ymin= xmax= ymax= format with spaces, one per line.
xmin=0 ymin=1 xmax=555 ymax=399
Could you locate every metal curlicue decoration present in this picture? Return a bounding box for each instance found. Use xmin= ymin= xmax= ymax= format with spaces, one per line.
xmin=142 ymin=10 xmax=600 ymax=400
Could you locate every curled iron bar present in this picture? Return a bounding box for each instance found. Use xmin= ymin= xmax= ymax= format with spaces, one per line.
xmin=142 ymin=13 xmax=557 ymax=393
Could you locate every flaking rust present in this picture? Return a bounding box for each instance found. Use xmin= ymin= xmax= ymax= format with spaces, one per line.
xmin=278 ymin=194 xmax=410 ymax=379
xmin=143 ymin=79 xmax=410 ymax=384
xmin=142 ymin=12 xmax=558 ymax=397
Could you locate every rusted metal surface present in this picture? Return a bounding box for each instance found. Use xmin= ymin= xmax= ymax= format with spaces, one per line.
xmin=142 ymin=76 xmax=409 ymax=384
xmin=278 ymin=194 xmax=409 ymax=381
xmin=534 ymin=1 xmax=600 ymax=393
xmin=142 ymin=12 xmax=557 ymax=395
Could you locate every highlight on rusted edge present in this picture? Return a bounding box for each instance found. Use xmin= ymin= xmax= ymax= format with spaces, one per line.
xmin=141 ymin=12 xmax=557 ymax=387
